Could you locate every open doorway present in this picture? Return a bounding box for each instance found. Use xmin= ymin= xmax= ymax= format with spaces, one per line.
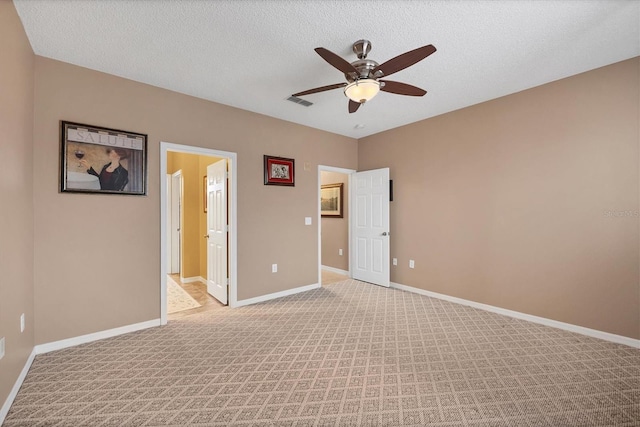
xmin=318 ymin=166 xmax=355 ymax=286
xmin=160 ymin=142 xmax=238 ymax=325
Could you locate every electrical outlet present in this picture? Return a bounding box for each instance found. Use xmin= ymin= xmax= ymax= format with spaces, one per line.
xmin=409 ymin=260 xmax=415 ymax=269
xmin=272 ymin=264 xmax=278 ymax=273
xmin=20 ymin=313 xmax=25 ymax=333
xmin=339 ymin=249 xmax=343 ymax=256
xmin=0 ymin=337 xmax=5 ymax=360
xmin=393 ymin=258 xmax=397 ymax=266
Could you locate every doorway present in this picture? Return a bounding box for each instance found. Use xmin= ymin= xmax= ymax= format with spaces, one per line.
xmin=160 ymin=142 xmax=238 ymax=325
xmin=318 ymin=166 xmax=355 ymax=286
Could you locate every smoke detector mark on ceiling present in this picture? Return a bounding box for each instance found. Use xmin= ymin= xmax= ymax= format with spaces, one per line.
xmin=286 ymin=96 xmax=313 ymax=107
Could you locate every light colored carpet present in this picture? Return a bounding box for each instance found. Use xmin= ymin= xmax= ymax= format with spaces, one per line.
xmin=4 ymin=279 xmax=639 ymax=426
xmin=167 ymin=276 xmax=201 ymax=314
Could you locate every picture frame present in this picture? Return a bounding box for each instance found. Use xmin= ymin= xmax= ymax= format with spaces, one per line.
xmin=321 ymin=183 xmax=343 ymax=218
xmin=203 ymin=176 xmax=208 ymax=213
xmin=264 ymin=155 xmax=295 ymax=186
xmin=60 ymin=121 xmax=147 ymax=195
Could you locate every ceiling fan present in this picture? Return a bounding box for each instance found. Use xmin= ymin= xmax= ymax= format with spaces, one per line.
xmin=292 ymin=39 xmax=437 ymax=113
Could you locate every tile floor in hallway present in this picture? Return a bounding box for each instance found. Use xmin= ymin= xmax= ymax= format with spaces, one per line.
xmin=167 ymin=275 xmax=225 ymax=320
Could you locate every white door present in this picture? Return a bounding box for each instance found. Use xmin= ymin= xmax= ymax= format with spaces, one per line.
xmin=352 ymin=168 xmax=390 ymax=287
xmin=206 ymin=159 xmax=228 ymax=305
xmin=170 ymin=171 xmax=182 ymax=274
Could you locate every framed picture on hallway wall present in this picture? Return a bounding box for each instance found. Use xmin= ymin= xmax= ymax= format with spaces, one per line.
xmin=60 ymin=121 xmax=147 ymax=195
xmin=321 ymin=183 xmax=343 ymax=218
xmin=264 ymin=155 xmax=295 ymax=186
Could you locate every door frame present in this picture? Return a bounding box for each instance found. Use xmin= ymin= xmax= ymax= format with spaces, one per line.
xmin=167 ymin=170 xmax=182 ymax=275
xmin=160 ymin=141 xmax=238 ymax=325
xmin=318 ymin=165 xmax=356 ymax=285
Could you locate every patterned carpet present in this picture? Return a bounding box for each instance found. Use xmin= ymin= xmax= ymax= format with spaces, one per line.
xmin=4 ymin=280 xmax=640 ymax=426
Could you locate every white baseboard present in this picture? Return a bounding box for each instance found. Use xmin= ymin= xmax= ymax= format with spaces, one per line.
xmin=390 ymin=282 xmax=640 ymax=349
xmin=234 ymin=283 xmax=320 ymax=308
xmin=34 ymin=319 xmax=161 ymax=355
xmin=0 ymin=348 xmax=36 ymax=425
xmin=181 ymin=276 xmax=206 ymax=284
xmin=321 ymin=265 xmax=350 ymax=276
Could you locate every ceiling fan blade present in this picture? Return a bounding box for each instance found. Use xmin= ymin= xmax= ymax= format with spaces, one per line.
xmin=292 ymin=83 xmax=346 ymax=97
xmin=315 ymin=47 xmax=358 ymax=75
xmin=373 ymin=44 xmax=436 ymax=77
xmin=348 ymin=100 xmax=361 ymax=114
xmin=379 ymin=80 xmax=427 ymax=97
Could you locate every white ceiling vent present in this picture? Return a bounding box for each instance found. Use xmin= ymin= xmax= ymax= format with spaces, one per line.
xmin=287 ymin=96 xmax=313 ymax=107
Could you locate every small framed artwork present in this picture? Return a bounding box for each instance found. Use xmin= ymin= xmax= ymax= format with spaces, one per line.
xmin=203 ymin=176 xmax=208 ymax=213
xmin=60 ymin=121 xmax=147 ymax=195
xmin=264 ymin=155 xmax=295 ymax=186
xmin=321 ymin=183 xmax=343 ymax=218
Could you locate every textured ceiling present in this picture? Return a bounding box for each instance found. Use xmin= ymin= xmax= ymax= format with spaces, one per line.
xmin=14 ymin=0 xmax=640 ymax=138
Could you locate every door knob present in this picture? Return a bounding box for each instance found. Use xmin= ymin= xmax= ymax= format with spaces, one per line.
xmin=382 ymin=232 xmax=390 ymax=236
xmin=204 ymin=234 xmax=209 ymax=238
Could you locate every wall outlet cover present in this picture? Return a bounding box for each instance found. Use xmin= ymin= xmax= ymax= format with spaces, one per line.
xmin=409 ymin=260 xmax=415 ymax=269
xmin=272 ymin=264 xmax=278 ymax=273
xmin=393 ymin=258 xmax=397 ymax=266
xmin=305 ymin=217 xmax=312 ymax=225
xmin=339 ymin=249 xmax=343 ymax=256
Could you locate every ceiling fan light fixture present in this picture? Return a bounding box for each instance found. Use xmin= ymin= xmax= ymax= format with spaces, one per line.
xmin=344 ymin=79 xmax=380 ymax=103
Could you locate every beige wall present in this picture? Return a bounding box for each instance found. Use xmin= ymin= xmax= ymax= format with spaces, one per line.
xmin=359 ymin=58 xmax=640 ymax=339
xmin=32 ymin=56 xmax=358 ymax=344
xmin=321 ymin=171 xmax=349 ymax=271
xmin=0 ymin=0 xmax=35 ymax=410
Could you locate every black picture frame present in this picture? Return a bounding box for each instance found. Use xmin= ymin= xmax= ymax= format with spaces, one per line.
xmin=60 ymin=121 xmax=147 ymax=195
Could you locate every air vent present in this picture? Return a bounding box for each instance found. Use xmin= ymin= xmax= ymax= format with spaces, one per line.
xmin=287 ymin=96 xmax=313 ymax=107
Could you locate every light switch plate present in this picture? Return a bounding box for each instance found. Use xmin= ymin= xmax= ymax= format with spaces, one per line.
xmin=393 ymin=258 xmax=397 ymax=266
xmin=305 ymin=217 xmax=312 ymax=225
xmin=272 ymin=264 xmax=277 ymax=273
xmin=20 ymin=313 xmax=25 ymax=333
xmin=409 ymin=260 xmax=415 ymax=269
xmin=0 ymin=337 xmax=5 ymax=360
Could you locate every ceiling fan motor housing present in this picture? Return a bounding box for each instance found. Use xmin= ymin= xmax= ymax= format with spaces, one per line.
xmin=347 ymin=39 xmax=382 ymax=82
xmin=346 ymin=59 xmax=380 ymax=82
